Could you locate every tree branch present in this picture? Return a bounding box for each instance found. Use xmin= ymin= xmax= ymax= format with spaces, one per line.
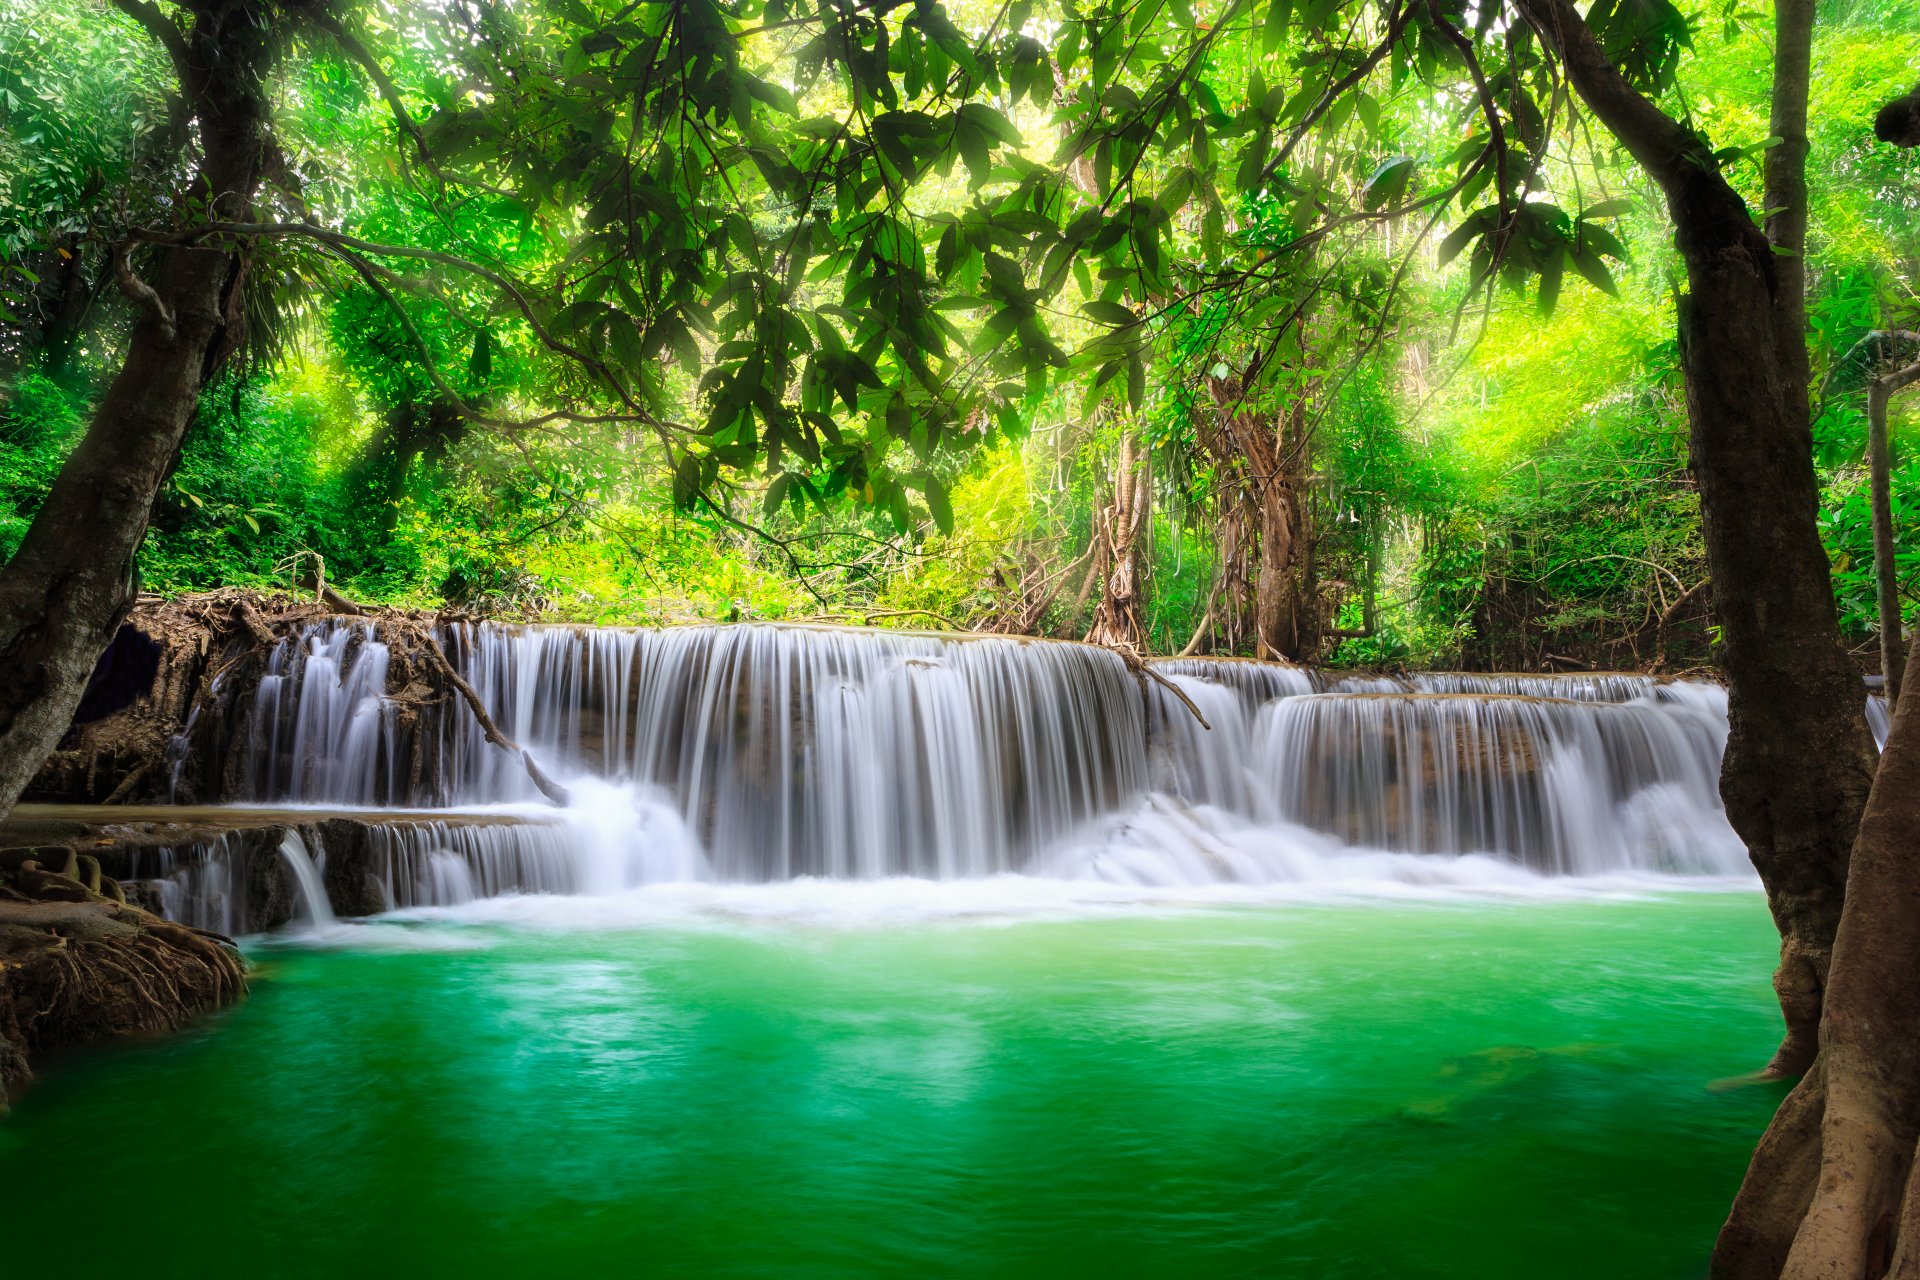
xmin=1512 ymin=0 xmax=1716 ymax=191
xmin=106 ymin=0 xmax=192 ymax=85
xmin=305 ymin=10 xmax=518 ymax=199
xmin=112 ymin=243 xmax=175 ymax=342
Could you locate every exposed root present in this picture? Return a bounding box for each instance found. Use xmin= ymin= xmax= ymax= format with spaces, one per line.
xmin=0 ymin=855 xmax=247 ymax=1115
xmin=1714 ymin=632 xmax=1920 ymax=1277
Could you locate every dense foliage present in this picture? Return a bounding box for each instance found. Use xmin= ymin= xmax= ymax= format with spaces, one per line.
xmin=0 ymin=0 xmax=1914 ymax=667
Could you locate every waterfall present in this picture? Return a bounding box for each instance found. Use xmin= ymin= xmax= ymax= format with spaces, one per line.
xmin=1248 ymin=692 xmax=1738 ymax=874
xmin=218 ymin=621 xmax=1749 ymax=892
xmin=247 ymin=623 xmax=406 ymax=804
xmin=277 ymin=831 xmax=336 ymax=928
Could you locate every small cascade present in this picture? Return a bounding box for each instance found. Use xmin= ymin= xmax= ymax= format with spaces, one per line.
xmin=1150 ymin=657 xmax=1318 ymax=712
xmin=276 ymin=830 xmax=336 ymax=928
xmin=246 ymin=623 xmax=406 ymax=804
xmin=119 ymin=812 xmax=689 ymax=930
xmin=1251 ymin=692 xmax=1741 ymax=874
xmin=1867 ymin=695 xmax=1891 ymax=750
xmin=123 ymin=836 xmax=245 ymax=937
xmin=219 ymin=621 xmax=1748 ymax=889
xmin=1400 ymin=672 xmax=1670 ymax=701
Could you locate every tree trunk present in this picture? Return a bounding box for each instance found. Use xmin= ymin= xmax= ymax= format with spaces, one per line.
xmin=1086 ymin=432 xmax=1150 ymax=648
xmin=0 ymin=0 xmax=275 ymax=821
xmin=1520 ymin=0 xmax=1878 ymax=1075
xmin=1204 ymin=373 xmax=1314 ymax=661
xmin=1868 ymin=364 xmax=1919 ymax=708
xmin=1763 ymin=0 xmax=1814 ymax=417
xmin=1252 ymin=473 xmax=1300 ymax=660
xmin=1711 ymin=628 xmax=1920 ymax=1278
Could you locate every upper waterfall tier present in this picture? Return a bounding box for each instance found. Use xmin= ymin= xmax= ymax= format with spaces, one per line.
xmin=233 ymin=622 xmax=1745 ymax=881
xmin=246 ymin=624 xmax=1148 ymax=879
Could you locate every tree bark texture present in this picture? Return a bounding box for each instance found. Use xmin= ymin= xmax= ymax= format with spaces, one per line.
xmin=0 ymin=0 xmax=278 ymax=820
xmin=1763 ymin=0 xmax=1814 ymax=416
xmin=1520 ymin=0 xmax=1877 ymax=1075
xmin=1086 ymin=432 xmax=1151 ymax=649
xmin=1867 ymin=370 xmax=1915 ymax=707
xmin=1712 ymin=628 xmax=1920 ymax=1278
xmin=1203 ymin=374 xmax=1315 ymax=661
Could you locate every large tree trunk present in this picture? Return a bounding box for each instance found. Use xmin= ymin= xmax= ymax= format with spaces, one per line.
xmin=1711 ymin=629 xmax=1920 ymax=1278
xmin=0 ymin=0 xmax=275 ymax=821
xmin=1252 ymin=470 xmax=1301 ymax=660
xmin=1520 ymin=0 xmax=1878 ymax=1079
xmin=1203 ymin=373 xmax=1314 ymax=661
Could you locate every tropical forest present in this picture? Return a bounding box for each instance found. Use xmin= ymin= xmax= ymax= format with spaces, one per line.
xmin=0 ymin=0 xmax=1917 ymax=1273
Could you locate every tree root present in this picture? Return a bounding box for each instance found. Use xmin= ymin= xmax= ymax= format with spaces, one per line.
xmin=0 ymin=855 xmax=247 ymax=1115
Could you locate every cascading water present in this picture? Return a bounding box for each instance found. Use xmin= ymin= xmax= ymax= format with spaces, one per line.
xmin=277 ymin=830 xmax=336 ymax=929
xmin=1248 ymin=691 xmax=1738 ymax=874
xmin=191 ymin=618 xmax=1752 ymax=920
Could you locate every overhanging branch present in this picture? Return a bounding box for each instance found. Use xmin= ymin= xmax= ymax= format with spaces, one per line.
xmin=106 ymin=0 xmax=192 ymax=86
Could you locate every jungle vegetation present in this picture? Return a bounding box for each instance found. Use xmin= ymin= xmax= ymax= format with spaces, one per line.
xmin=0 ymin=0 xmax=1918 ymax=1272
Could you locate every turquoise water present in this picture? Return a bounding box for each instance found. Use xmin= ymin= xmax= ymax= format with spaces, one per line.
xmin=0 ymin=887 xmax=1784 ymax=1277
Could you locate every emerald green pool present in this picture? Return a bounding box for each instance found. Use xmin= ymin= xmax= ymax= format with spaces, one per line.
xmin=0 ymin=887 xmax=1784 ymax=1278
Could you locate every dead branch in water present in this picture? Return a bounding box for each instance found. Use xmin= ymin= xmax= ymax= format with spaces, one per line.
xmin=303 ymin=578 xmax=569 ymax=806
xmin=1099 ymin=644 xmax=1211 ymax=731
xmin=399 ymin=622 xmax=571 ymax=806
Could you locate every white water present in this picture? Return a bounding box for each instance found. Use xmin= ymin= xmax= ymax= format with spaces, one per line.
xmin=137 ymin=622 xmax=1765 ymax=928
xmin=276 ymin=830 xmax=336 ymax=928
xmin=1868 ymin=695 xmax=1891 ymax=750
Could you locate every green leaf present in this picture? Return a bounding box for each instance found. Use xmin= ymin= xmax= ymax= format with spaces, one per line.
xmin=1436 ymin=211 xmax=1490 ymax=267
xmin=924 ymin=477 xmax=954 ymax=534
xmin=1580 ymin=197 xmax=1634 ymax=221
xmin=1569 ymin=248 xmax=1620 ymax=297
xmin=1083 ymin=300 xmax=1138 ymax=327
xmin=1362 ymin=155 xmax=1416 ymax=211
xmin=1577 ymin=223 xmax=1630 ymax=262
xmin=762 ymin=473 xmax=792 ymax=516
xmin=1537 ymin=249 xmax=1565 ymax=318
xmin=1262 ymin=0 xmax=1292 ymax=54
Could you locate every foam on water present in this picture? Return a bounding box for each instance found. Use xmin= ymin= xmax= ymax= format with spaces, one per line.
xmin=256 ymin=785 xmax=1751 ymax=940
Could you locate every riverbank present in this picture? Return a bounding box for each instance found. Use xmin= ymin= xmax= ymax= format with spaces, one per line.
xmin=0 ymin=850 xmax=245 ymax=1114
